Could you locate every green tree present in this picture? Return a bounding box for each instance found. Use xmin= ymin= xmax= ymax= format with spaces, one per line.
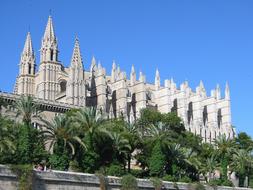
xmin=231 ymin=149 xmax=253 ymax=187
xmin=42 ymin=114 xmax=86 ymax=155
xmin=214 ymin=135 xmax=235 ymax=180
xmin=149 ymin=142 xmax=166 ymax=177
xmin=12 ymin=95 xmax=39 ymax=126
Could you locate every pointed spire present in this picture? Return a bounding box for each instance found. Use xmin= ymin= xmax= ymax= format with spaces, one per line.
xmin=22 ymin=32 xmax=34 ymax=56
xmin=90 ymin=56 xmax=97 ymax=73
xmin=155 ymin=68 xmax=160 ymax=90
xmin=139 ymin=71 xmax=145 ymax=83
xmin=130 ymin=65 xmax=136 ymax=85
xmin=216 ymin=84 xmax=221 ymax=100
xmin=199 ymin=80 xmax=204 ymax=89
xmin=111 ymin=60 xmax=117 ymax=82
xmin=225 ymin=82 xmax=230 ymax=100
xmin=71 ymin=37 xmax=83 ymax=68
xmin=131 ymin=65 xmax=135 ymax=74
xmin=43 ymin=15 xmax=55 ymax=41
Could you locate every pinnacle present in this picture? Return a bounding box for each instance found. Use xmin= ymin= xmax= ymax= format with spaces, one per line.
xmin=43 ymin=15 xmax=55 ymax=41
xmin=23 ymin=32 xmax=34 ymax=56
xmin=71 ymin=37 xmax=83 ymax=68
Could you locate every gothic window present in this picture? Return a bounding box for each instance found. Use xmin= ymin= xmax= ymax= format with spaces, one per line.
xmin=171 ymin=99 xmax=178 ymax=115
xmin=28 ymin=64 xmax=32 ymax=74
xmin=203 ymin=105 xmax=208 ymax=126
xmin=112 ymin=90 xmax=117 ymax=117
xmin=60 ymin=80 xmax=67 ymax=92
xmin=187 ymin=102 xmax=193 ymax=124
xmin=50 ymin=50 xmax=54 ymax=61
xmin=217 ymin=109 xmax=222 ymax=128
xmin=132 ymin=93 xmax=136 ymax=119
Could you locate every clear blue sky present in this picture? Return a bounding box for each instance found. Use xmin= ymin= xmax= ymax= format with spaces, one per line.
xmin=0 ymin=0 xmax=253 ymax=136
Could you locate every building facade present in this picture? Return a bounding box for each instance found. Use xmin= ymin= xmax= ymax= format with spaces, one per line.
xmin=14 ymin=16 xmax=235 ymax=142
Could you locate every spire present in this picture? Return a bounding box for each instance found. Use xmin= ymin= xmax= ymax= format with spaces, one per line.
xmin=70 ymin=37 xmax=83 ymax=68
xmin=40 ymin=15 xmax=58 ymax=62
xmin=22 ymin=32 xmax=34 ymax=56
xmin=199 ymin=80 xmax=205 ymax=89
xmin=19 ymin=32 xmax=35 ymax=76
xmin=43 ymin=15 xmax=55 ymax=41
xmin=130 ymin=65 xmax=136 ymax=85
xmin=225 ymin=82 xmax=230 ymax=100
xmin=155 ymin=68 xmax=160 ymax=89
xmin=111 ymin=60 xmax=116 ymax=82
xmin=139 ymin=71 xmax=145 ymax=83
xmin=216 ymin=84 xmax=221 ymax=100
xmin=90 ymin=56 xmax=97 ymax=73
xmin=131 ymin=65 xmax=135 ymax=74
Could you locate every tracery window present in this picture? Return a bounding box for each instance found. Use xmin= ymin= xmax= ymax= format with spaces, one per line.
xmin=187 ymin=102 xmax=193 ymax=124
xmin=203 ymin=105 xmax=208 ymax=126
xmin=217 ymin=108 xmax=222 ymax=128
xmin=171 ymin=99 xmax=178 ymax=115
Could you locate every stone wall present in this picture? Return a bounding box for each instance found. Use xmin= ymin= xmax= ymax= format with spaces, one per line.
xmin=0 ymin=165 xmax=251 ymax=190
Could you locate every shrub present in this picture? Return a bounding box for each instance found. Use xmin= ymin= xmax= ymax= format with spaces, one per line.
xmin=208 ymin=179 xmax=234 ymax=187
xmin=49 ymin=153 xmax=69 ymax=170
xmin=221 ymin=179 xmax=234 ymax=187
xmin=162 ymin=174 xmax=176 ymax=182
xmin=149 ymin=142 xmax=166 ymax=177
xmin=150 ymin=177 xmax=163 ymax=190
xmin=121 ymin=174 xmax=138 ymax=190
xmin=178 ymin=176 xmax=192 ymax=183
xmin=106 ymin=164 xmax=125 ymax=177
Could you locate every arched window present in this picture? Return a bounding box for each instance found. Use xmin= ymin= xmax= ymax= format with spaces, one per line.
xmin=203 ymin=105 xmax=208 ymax=126
xmin=187 ymin=102 xmax=193 ymax=124
xmin=60 ymin=80 xmax=67 ymax=92
xmin=171 ymin=99 xmax=178 ymax=115
xmin=50 ymin=50 xmax=54 ymax=61
xmin=28 ymin=64 xmax=32 ymax=74
xmin=217 ymin=109 xmax=222 ymax=128
xmin=112 ymin=90 xmax=117 ymax=117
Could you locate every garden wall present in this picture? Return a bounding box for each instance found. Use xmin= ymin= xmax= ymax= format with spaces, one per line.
xmin=0 ymin=165 xmax=251 ymax=190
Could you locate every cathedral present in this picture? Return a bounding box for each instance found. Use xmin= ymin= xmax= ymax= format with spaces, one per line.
xmin=13 ymin=16 xmax=235 ymax=142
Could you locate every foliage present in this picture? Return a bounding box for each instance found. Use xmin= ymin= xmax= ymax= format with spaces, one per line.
xmin=49 ymin=153 xmax=69 ymax=171
xmin=1 ymin=96 xmax=253 ymax=188
xmin=162 ymin=175 xmax=176 ymax=182
xmin=105 ymin=164 xmax=125 ymax=177
xmin=121 ymin=174 xmax=138 ymax=190
xmin=208 ymin=179 xmax=234 ymax=187
xmin=10 ymin=164 xmax=33 ymax=190
xmin=149 ymin=142 xmax=166 ymax=177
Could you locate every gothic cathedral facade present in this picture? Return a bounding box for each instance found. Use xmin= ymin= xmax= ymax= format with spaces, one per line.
xmin=14 ymin=16 xmax=235 ymax=142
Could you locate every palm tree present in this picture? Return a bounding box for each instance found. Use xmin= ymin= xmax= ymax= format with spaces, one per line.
xmin=42 ymin=114 xmax=86 ymax=155
xmin=231 ymin=149 xmax=253 ymax=187
xmin=107 ymin=132 xmax=131 ymax=165
xmin=122 ymin=122 xmax=140 ymax=172
xmin=72 ymin=107 xmax=105 ymax=148
xmin=199 ymin=155 xmax=218 ymax=182
xmin=11 ymin=95 xmax=39 ymax=126
xmin=214 ymin=135 xmax=236 ymax=180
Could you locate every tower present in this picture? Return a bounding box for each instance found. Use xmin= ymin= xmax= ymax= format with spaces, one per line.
xmin=37 ymin=16 xmax=62 ymax=100
xmin=16 ymin=32 xmax=36 ymax=95
xmin=66 ymin=38 xmax=86 ymax=106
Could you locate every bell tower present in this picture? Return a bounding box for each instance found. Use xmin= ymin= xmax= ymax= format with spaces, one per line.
xmin=37 ymin=16 xmax=62 ymax=100
xmin=15 ymin=32 xmax=36 ymax=95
